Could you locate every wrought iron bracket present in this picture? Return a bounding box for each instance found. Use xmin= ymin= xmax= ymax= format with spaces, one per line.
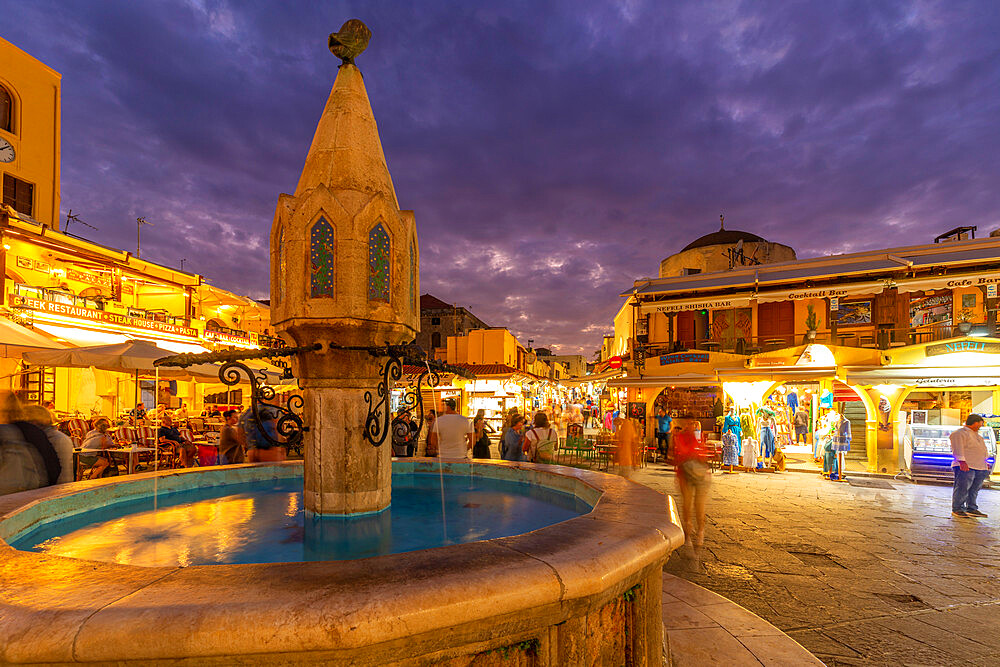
xmin=218 ymin=360 xmax=307 ymax=449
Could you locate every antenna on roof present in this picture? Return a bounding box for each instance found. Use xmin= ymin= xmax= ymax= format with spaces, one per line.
xmin=64 ymin=210 xmax=98 ymax=234
xmin=720 ymin=213 xmax=725 ymax=230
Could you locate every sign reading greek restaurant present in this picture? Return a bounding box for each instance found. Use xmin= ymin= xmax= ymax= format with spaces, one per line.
xmin=10 ymin=294 xmax=198 ymax=338
xmin=926 ymin=340 xmax=1000 ymax=357
xmin=659 ymin=353 xmax=709 ymax=365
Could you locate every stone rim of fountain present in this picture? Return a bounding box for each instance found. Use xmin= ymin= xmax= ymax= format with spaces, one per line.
xmin=0 ymin=460 xmax=683 ymax=664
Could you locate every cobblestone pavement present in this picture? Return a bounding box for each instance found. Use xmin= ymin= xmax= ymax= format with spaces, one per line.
xmin=632 ymin=465 xmax=1000 ymax=666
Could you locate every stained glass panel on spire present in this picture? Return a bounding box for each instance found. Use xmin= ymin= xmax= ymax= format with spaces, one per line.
xmin=368 ymin=222 xmax=390 ymax=301
xmin=309 ymin=218 xmax=335 ymax=298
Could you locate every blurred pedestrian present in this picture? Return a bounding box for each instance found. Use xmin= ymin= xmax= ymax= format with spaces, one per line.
xmin=673 ymin=415 xmax=711 ymax=546
xmin=613 ymin=416 xmax=638 ymax=478
xmin=240 ymin=402 xmax=286 ymax=463
xmin=1 ymin=393 xmax=64 ymax=494
xmin=424 ymin=409 xmax=438 ymax=456
xmin=218 ymin=409 xmax=245 ymax=464
xmin=22 ymin=404 xmax=73 ymax=484
xmin=391 ymin=410 xmax=418 ymax=457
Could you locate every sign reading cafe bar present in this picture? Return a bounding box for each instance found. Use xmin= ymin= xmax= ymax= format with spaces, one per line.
xmin=9 ymin=294 xmax=198 ymax=338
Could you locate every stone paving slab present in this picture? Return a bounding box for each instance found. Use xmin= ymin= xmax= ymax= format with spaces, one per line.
xmin=662 ymin=573 xmax=822 ymax=666
xmin=637 ymin=465 xmax=1000 ymax=666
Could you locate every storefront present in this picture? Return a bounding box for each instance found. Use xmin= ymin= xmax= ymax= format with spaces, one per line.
xmin=846 ymin=336 xmax=1000 ymax=480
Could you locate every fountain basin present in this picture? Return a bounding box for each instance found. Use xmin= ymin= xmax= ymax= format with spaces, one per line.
xmin=0 ymin=460 xmax=683 ymax=665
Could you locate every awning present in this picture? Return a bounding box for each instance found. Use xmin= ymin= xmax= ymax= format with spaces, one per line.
xmin=639 ymin=294 xmax=754 ymax=315
xmin=0 ymin=318 xmax=66 ymax=358
xmin=895 ymin=271 xmax=1000 ymax=294
xmin=607 ymin=374 xmax=720 ymax=388
xmin=846 ymin=366 xmax=1000 ymax=386
xmin=756 ymin=281 xmax=886 ymax=304
xmin=563 ymin=368 xmax=625 ymax=386
xmin=715 ymin=366 xmax=839 ymax=382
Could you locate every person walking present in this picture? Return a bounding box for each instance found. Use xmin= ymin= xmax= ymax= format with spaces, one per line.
xmin=218 ymin=409 xmax=245 ymax=464
xmin=673 ymin=415 xmax=711 ymax=546
xmin=501 ymin=415 xmax=526 ymax=461
xmin=950 ymin=414 xmax=990 ymax=518
xmin=472 ymin=411 xmax=492 ymax=459
xmin=429 ymin=398 xmax=473 ymax=459
xmin=655 ymin=406 xmax=672 ymax=457
xmin=523 ymin=412 xmax=559 ymax=463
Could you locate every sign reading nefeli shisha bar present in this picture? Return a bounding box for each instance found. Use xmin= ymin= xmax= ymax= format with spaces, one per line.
xmin=925 ymin=340 xmax=1000 ymax=356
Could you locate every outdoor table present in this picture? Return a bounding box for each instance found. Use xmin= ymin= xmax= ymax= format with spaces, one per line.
xmin=106 ymin=446 xmax=157 ymax=475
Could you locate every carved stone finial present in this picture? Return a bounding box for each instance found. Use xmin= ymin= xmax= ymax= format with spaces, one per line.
xmin=329 ymin=19 xmax=371 ymax=65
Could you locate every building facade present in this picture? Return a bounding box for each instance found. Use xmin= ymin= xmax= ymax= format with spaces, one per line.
xmin=416 ymin=293 xmax=489 ymax=356
xmin=613 ymin=227 xmax=1000 ymax=475
xmin=0 ymin=37 xmax=61 ymax=228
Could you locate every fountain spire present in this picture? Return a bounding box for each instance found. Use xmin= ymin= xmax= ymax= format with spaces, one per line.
xmin=270 ymin=20 xmax=418 ymax=515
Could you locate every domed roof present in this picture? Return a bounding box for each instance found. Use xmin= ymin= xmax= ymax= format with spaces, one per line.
xmin=682 ymin=228 xmax=766 ymax=252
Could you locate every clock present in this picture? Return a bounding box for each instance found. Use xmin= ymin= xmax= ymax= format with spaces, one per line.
xmin=0 ymin=137 xmax=14 ymax=163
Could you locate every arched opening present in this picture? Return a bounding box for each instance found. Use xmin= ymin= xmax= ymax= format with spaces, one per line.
xmin=0 ymin=85 xmax=13 ymax=133
xmin=431 ymin=331 xmax=441 ymax=349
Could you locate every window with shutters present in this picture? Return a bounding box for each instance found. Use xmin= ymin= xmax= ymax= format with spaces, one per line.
xmin=2 ymin=174 xmax=33 ymax=217
xmin=0 ymin=85 xmax=12 ymax=133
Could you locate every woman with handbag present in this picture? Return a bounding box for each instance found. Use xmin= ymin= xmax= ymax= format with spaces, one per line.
xmin=673 ymin=415 xmax=711 ymax=547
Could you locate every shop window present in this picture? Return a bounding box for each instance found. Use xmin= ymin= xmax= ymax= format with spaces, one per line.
xmin=368 ymin=221 xmax=390 ymax=302
xmin=2 ymin=174 xmax=33 ymax=217
xmin=309 ymin=218 xmax=335 ymax=298
xmin=0 ymin=85 xmax=12 ymax=133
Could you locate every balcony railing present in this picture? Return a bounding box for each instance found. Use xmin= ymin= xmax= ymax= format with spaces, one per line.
xmin=638 ymin=322 xmax=998 ymax=358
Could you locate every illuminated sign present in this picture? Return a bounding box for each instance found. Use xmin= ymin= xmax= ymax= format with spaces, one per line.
xmin=925 ymin=340 xmax=1000 ymax=356
xmin=10 ymin=294 xmax=198 ymax=338
xmin=659 ymin=353 xmax=709 ymax=365
xmin=204 ymin=329 xmax=258 ymax=347
xmin=66 ymin=269 xmax=112 ymax=288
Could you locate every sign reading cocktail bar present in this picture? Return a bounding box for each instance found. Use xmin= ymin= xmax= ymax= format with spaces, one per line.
xmin=926 ymin=340 xmax=1000 ymax=356
xmin=9 ymin=294 xmax=198 ymax=338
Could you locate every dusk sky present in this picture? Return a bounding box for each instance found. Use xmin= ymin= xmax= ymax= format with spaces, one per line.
xmin=3 ymin=1 xmax=999 ymax=356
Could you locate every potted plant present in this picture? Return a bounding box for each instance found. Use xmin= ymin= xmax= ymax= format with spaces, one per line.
xmin=805 ymin=304 xmax=820 ymax=340
xmin=956 ymin=308 xmax=975 ymax=334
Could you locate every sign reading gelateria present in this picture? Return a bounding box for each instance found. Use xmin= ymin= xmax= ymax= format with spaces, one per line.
xmin=925 ymin=340 xmax=1000 ymax=356
xmin=9 ymin=294 xmax=198 ymax=338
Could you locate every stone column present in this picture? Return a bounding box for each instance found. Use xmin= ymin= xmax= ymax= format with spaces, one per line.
xmin=299 ymin=348 xmax=391 ymax=515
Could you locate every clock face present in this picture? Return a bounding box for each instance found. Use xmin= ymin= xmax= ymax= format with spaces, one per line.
xmin=0 ymin=137 xmax=14 ymax=163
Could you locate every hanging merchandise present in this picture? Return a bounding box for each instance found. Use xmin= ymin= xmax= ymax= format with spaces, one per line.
xmin=832 ymin=415 xmax=852 ymax=452
xmin=786 ymin=390 xmax=799 ymax=414
xmin=820 ymin=389 xmax=833 ymax=408
xmin=722 ymin=408 xmax=743 ymax=455
xmin=721 ymin=430 xmax=740 ymax=467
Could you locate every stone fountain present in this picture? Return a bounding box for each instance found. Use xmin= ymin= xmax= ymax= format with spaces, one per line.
xmin=0 ymin=21 xmax=684 ymax=665
xmin=269 ymin=18 xmax=415 ymax=516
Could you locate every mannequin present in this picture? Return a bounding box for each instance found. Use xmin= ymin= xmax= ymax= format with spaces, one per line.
xmin=722 ymin=407 xmax=742 ymax=456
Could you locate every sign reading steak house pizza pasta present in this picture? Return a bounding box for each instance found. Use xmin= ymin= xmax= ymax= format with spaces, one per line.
xmin=9 ymin=294 xmax=198 ymax=338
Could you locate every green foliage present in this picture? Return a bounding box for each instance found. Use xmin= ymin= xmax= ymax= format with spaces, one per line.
xmin=623 ymin=584 xmax=639 ymax=601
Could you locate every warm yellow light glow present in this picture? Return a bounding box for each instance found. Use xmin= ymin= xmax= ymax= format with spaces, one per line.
xmin=724 ymin=381 xmax=774 ymax=407
xmin=874 ymin=384 xmax=903 ymax=396
xmin=797 ymin=344 xmax=836 ymax=367
xmin=34 ymin=323 xmax=130 ymax=346
xmin=916 ymin=351 xmax=1000 ymax=368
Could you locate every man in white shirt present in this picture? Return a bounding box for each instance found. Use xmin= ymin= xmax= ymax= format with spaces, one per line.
xmin=950 ymin=414 xmax=990 ymax=518
xmin=429 ymin=398 xmax=473 ymax=459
